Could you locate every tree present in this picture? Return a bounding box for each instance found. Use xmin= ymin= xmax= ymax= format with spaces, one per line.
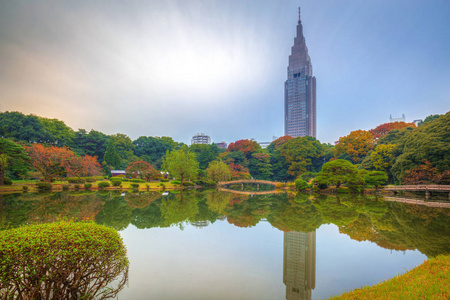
xmin=162 ymin=146 xmax=199 ymax=185
xmin=0 ymin=111 xmax=53 ymax=143
xmin=103 ymin=139 xmax=121 ymax=170
xmin=227 ymin=139 xmax=260 ymax=159
xmin=206 ymin=160 xmax=232 ymax=182
xmin=24 ymin=144 xmax=99 ymax=181
xmin=189 ymin=143 xmax=220 ymax=169
xmin=248 ymin=153 xmax=273 ymax=180
xmin=391 ymin=112 xmax=450 ymax=182
xmin=0 ymin=139 xmax=29 ymax=185
xmin=125 ymin=160 xmax=159 ymax=181
xmin=369 ymin=122 xmax=415 ymax=140
xmin=364 ymin=171 xmax=388 ymax=189
xmin=294 ymin=178 xmax=309 ymax=191
xmin=133 ymin=136 xmax=173 ymax=169
xmin=73 ymin=129 xmax=110 ymax=162
xmin=277 ymin=136 xmax=327 ymax=178
xmin=39 ymin=117 xmax=75 ymax=146
xmin=335 ymin=130 xmax=375 ymax=164
xmin=401 ymin=160 xmax=448 ymax=185
xmin=267 ymin=135 xmax=293 ymax=153
xmin=314 ymin=159 xmax=362 ymax=189
xmin=419 ymin=114 xmax=442 ymax=126
xmin=370 ymin=144 xmax=396 ymax=172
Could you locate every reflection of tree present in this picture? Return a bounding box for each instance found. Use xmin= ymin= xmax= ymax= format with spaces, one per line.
xmin=131 ymin=199 xmax=166 ymax=229
xmin=160 ymin=191 xmax=199 ymax=229
xmin=95 ymin=196 xmax=134 ymax=231
xmin=313 ymin=196 xmax=360 ymax=226
xmin=206 ymin=190 xmax=234 ymax=214
xmin=268 ymin=194 xmax=322 ymax=232
xmin=124 ymin=191 xmax=161 ymax=209
xmin=224 ymin=194 xmax=272 ymax=228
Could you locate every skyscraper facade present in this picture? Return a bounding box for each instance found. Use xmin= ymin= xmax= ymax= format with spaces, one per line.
xmin=284 ymin=8 xmax=316 ymax=138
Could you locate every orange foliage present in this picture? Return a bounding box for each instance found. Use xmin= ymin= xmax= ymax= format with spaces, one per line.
xmin=24 ymin=144 xmax=101 ymax=181
xmin=369 ymin=122 xmax=415 ymax=139
xmin=271 ymin=135 xmax=293 ymax=150
xmin=335 ymin=130 xmax=375 ymax=164
xmin=227 ymin=139 xmax=259 ymax=156
xmin=402 ymin=160 xmax=450 ymax=184
xmin=125 ymin=160 xmax=159 ymax=181
xmin=228 ymin=163 xmax=251 ymax=180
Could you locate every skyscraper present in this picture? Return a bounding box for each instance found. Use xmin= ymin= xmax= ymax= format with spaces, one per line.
xmin=284 ymin=8 xmax=316 ymax=138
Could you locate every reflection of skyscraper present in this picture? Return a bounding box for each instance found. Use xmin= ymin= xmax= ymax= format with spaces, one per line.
xmin=283 ymin=231 xmax=316 ymax=300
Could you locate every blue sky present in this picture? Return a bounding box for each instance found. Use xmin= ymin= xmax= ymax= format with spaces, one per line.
xmin=0 ymin=0 xmax=449 ymax=144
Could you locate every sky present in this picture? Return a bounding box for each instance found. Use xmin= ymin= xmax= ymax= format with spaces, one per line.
xmin=1 ymin=0 xmax=449 ymax=145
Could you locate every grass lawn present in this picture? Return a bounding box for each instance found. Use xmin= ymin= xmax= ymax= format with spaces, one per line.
xmin=328 ymin=255 xmax=449 ymax=299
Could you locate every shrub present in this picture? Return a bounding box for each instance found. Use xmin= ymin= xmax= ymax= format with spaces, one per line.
xmin=84 ymin=177 xmax=96 ymax=183
xmin=3 ymin=177 xmax=12 ymax=185
xmin=0 ymin=221 xmax=129 ymax=299
xmin=317 ymin=183 xmax=328 ymax=190
xmin=62 ymin=184 xmax=70 ymax=191
xmin=170 ymin=180 xmax=181 ymax=185
xmin=22 ymin=185 xmax=28 ymax=192
xmin=295 ymin=178 xmax=309 ymax=191
xmin=160 ymin=178 xmax=169 ymax=182
xmin=67 ymin=177 xmax=86 ymax=184
xmin=110 ymin=177 xmax=122 ymax=182
xmin=159 ymin=183 xmax=166 ymax=190
xmin=74 ymin=184 xmax=80 ymax=190
xmin=98 ymin=181 xmax=110 ymax=189
xmin=130 ymin=183 xmax=139 ymax=189
xmin=37 ymin=182 xmax=52 ymax=191
xmin=84 ymin=183 xmax=92 ymax=189
xmin=129 ymin=179 xmax=145 ymax=183
xmin=182 ymin=182 xmax=195 ymax=186
xmin=111 ymin=180 xmax=122 ymax=187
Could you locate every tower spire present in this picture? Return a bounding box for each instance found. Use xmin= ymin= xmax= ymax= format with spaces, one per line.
xmin=298 ymin=7 xmax=301 ymax=23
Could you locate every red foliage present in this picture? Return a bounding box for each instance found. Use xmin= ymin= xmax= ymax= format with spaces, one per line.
xmin=227 ymin=139 xmax=258 ymax=156
xmin=271 ymin=135 xmax=293 ymax=149
xmin=402 ymin=160 xmax=450 ymax=184
xmin=24 ymin=144 xmax=101 ymax=181
xmin=369 ymin=122 xmax=415 ymax=139
xmin=228 ymin=163 xmax=251 ymax=180
xmin=125 ymin=160 xmax=159 ymax=181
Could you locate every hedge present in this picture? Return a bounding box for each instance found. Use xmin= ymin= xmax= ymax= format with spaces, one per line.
xmin=0 ymin=221 xmax=129 ymax=299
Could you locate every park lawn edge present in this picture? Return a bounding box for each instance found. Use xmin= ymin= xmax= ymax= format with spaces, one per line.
xmin=327 ymin=254 xmax=449 ymax=300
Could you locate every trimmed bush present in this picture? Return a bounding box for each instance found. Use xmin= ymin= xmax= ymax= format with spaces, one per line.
xmin=182 ymin=182 xmax=195 ymax=186
xmin=22 ymin=185 xmax=28 ymax=192
xmin=295 ymin=178 xmax=309 ymax=191
xmin=67 ymin=177 xmax=86 ymax=184
xmin=129 ymin=179 xmax=145 ymax=183
xmin=112 ymin=180 xmax=122 ymax=187
xmin=3 ymin=177 xmax=12 ymax=185
xmin=84 ymin=183 xmax=92 ymax=189
xmin=37 ymin=182 xmax=52 ymax=191
xmin=84 ymin=177 xmax=96 ymax=183
xmin=130 ymin=183 xmax=139 ymax=189
xmin=159 ymin=183 xmax=166 ymax=190
xmin=170 ymin=180 xmax=181 ymax=185
xmin=160 ymin=178 xmax=169 ymax=182
xmin=98 ymin=181 xmax=110 ymax=189
xmin=0 ymin=221 xmax=129 ymax=299
xmin=62 ymin=184 xmax=70 ymax=191
xmin=74 ymin=184 xmax=81 ymax=190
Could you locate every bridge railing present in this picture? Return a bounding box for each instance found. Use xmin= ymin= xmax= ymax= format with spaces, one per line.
xmin=384 ymin=185 xmax=450 ymax=191
xmin=218 ymin=180 xmax=280 ymax=186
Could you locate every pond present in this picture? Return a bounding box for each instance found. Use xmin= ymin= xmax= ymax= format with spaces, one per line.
xmin=0 ymin=190 xmax=449 ymax=299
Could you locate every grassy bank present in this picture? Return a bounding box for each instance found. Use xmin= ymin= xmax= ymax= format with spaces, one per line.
xmin=328 ymin=255 xmax=449 ymax=299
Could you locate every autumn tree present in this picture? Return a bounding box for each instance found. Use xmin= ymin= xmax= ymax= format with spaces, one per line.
xmin=24 ymin=144 xmax=101 ymax=181
xmin=369 ymin=122 xmax=415 ymax=140
xmin=0 ymin=139 xmax=29 ymax=185
xmin=266 ymin=135 xmax=293 ymax=153
xmin=335 ymin=130 xmax=375 ymax=164
xmin=228 ymin=163 xmax=251 ymax=180
xmin=162 ymin=146 xmax=199 ymax=185
xmin=227 ymin=139 xmax=260 ymax=159
xmin=125 ymin=160 xmax=159 ymax=181
xmin=206 ymin=160 xmax=232 ymax=182
xmin=401 ymin=160 xmax=447 ymax=184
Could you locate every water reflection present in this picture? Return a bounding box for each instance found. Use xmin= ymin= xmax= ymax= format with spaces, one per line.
xmin=284 ymin=231 xmax=316 ymax=300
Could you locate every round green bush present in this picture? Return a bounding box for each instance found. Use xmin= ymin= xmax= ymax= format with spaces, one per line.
xmin=129 ymin=178 xmax=145 ymax=183
xmin=67 ymin=177 xmax=86 ymax=184
xmin=84 ymin=177 xmax=96 ymax=183
xmin=295 ymin=178 xmax=309 ymax=191
xmin=62 ymin=184 xmax=70 ymax=191
xmin=112 ymin=180 xmax=122 ymax=187
xmin=160 ymin=178 xmax=169 ymax=182
xmin=182 ymin=182 xmax=195 ymax=186
xmin=3 ymin=177 xmax=12 ymax=185
xmin=130 ymin=183 xmax=140 ymax=189
xmin=98 ymin=181 xmax=110 ymax=188
xmin=0 ymin=221 xmax=129 ymax=299
xmin=170 ymin=180 xmax=181 ymax=185
xmin=37 ymin=182 xmax=52 ymax=191
xmin=84 ymin=183 xmax=92 ymax=189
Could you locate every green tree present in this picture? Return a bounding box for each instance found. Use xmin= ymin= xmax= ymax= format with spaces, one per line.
xmin=315 ymin=159 xmax=362 ymax=189
xmin=133 ymin=136 xmax=173 ymax=169
xmin=0 ymin=111 xmax=53 ymax=143
xmin=370 ymin=144 xmax=396 ymax=175
xmin=248 ymin=153 xmax=273 ymax=180
xmin=0 ymin=139 xmax=29 ymax=185
xmin=206 ymin=160 xmax=232 ymax=182
xmin=189 ymin=143 xmax=220 ymax=169
xmin=162 ymin=146 xmax=199 ymax=185
xmin=73 ymin=129 xmax=110 ymax=162
xmin=364 ymin=171 xmax=388 ymax=189
xmin=39 ymin=117 xmax=75 ymax=146
xmin=418 ymin=114 xmax=442 ymax=126
xmin=103 ymin=139 xmax=121 ymax=170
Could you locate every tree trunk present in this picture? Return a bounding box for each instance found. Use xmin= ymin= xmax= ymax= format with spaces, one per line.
xmin=0 ymin=169 xmax=4 ymax=185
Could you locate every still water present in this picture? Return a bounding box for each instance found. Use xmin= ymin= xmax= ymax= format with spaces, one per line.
xmin=0 ymin=190 xmax=449 ymax=299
